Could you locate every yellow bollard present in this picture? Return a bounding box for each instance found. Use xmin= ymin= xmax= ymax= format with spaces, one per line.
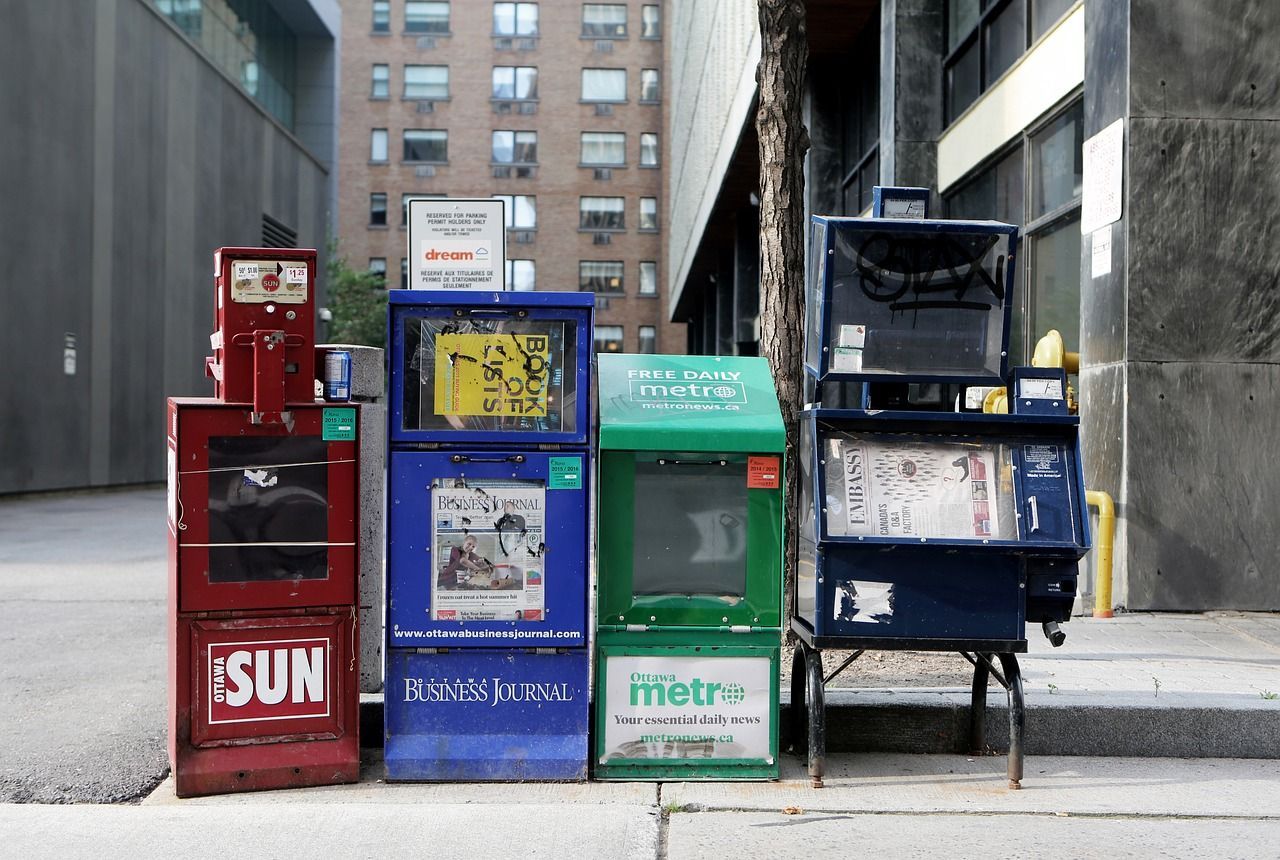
xmin=1085 ymin=490 xmax=1115 ymax=618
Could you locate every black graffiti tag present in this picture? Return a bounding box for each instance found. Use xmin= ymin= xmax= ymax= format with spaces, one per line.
xmin=854 ymin=233 xmax=1006 ymax=313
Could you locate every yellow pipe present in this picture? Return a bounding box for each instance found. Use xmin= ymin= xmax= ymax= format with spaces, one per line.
xmin=1086 ymin=490 xmax=1115 ymax=618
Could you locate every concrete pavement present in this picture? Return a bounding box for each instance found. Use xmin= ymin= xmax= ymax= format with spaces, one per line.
xmin=1 ymin=485 xmax=1278 ymax=807
xmin=3 ymin=754 xmax=1279 ymax=858
xmin=0 ymin=488 xmax=168 ymax=803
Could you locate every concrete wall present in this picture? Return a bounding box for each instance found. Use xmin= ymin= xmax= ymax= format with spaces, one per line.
xmin=665 ymin=0 xmax=760 ymax=318
xmin=1082 ymin=0 xmax=1280 ymax=609
xmin=0 ymin=0 xmax=332 ymax=494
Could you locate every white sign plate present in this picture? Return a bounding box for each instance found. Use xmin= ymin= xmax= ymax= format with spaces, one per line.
xmin=1091 ymin=224 xmax=1113 ymax=278
xmin=407 ymin=198 xmax=506 ymax=291
xmin=602 ymin=655 xmax=772 ymax=762
xmin=1081 ymin=118 xmax=1124 ymax=234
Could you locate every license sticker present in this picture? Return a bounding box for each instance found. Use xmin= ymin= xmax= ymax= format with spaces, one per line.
xmin=322 ymin=408 xmax=356 ymax=441
xmin=747 ymin=456 xmax=781 ymax=489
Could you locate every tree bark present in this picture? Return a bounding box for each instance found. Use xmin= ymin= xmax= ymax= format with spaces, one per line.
xmin=756 ymin=0 xmax=809 ymax=640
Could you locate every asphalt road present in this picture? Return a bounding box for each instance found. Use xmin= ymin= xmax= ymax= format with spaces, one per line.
xmin=0 ymin=488 xmax=169 ymax=803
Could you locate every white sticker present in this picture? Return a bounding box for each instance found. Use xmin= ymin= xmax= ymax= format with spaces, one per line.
xmin=837 ymin=324 xmax=866 ymax=348
xmin=233 ymin=262 xmax=259 ymax=281
xmin=964 ymin=386 xmax=998 ymax=410
xmin=1019 ymin=377 xmax=1064 ymax=399
xmin=832 ymin=347 xmax=863 ymax=372
xmin=242 ymin=469 xmax=278 ymax=488
xmin=285 ymin=265 xmax=308 ymax=284
xmin=1091 ymin=224 xmax=1112 ymax=278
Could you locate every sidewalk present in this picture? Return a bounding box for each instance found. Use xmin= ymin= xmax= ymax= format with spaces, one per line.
xmin=1 ymin=487 xmax=1278 ymax=808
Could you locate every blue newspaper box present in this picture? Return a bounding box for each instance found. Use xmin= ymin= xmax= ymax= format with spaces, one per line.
xmin=792 ymin=210 xmax=1090 ymax=789
xmin=385 ymin=290 xmax=593 ymax=781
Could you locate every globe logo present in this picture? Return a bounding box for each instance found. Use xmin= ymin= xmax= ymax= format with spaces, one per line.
xmin=712 ymin=385 xmax=737 ymax=399
xmin=720 ymin=682 xmax=746 ymax=705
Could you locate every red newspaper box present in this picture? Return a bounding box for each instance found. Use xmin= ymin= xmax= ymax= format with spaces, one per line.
xmin=167 ymin=247 xmax=359 ymax=797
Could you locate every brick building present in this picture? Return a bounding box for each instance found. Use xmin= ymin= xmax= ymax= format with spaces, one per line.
xmin=338 ymin=0 xmax=683 ymax=354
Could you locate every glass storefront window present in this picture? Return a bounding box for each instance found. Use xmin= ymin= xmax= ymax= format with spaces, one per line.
xmin=1029 ymin=214 xmax=1082 ymax=350
xmin=1031 ymin=101 xmax=1083 ymax=219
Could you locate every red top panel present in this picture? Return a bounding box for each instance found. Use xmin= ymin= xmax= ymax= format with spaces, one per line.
xmin=209 ymin=247 xmax=318 ymax=406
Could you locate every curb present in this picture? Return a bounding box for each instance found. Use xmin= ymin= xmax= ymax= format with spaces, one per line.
xmin=360 ymin=690 xmax=1280 ymax=760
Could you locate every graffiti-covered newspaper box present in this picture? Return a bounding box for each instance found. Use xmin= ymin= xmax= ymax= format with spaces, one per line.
xmin=595 ymin=354 xmax=784 ymax=780
xmin=384 ymin=290 xmax=593 ymax=780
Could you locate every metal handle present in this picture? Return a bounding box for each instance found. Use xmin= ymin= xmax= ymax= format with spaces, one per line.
xmin=449 ymin=454 xmax=526 ymax=464
xmin=455 ymin=308 xmax=528 ymax=319
xmin=1027 ymin=495 xmax=1040 ymax=532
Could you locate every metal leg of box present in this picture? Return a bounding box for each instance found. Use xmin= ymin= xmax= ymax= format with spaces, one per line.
xmin=967 ymin=652 xmax=991 ymax=755
xmin=998 ymin=652 xmax=1025 ymax=790
xmin=791 ymin=642 xmax=827 ymax=787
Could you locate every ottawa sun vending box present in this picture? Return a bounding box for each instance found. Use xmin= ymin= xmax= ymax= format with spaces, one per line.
xmin=167 ymin=247 xmax=360 ymax=798
xmin=594 ymin=353 xmax=785 ymax=780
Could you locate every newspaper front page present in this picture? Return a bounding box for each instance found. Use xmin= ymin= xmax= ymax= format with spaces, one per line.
xmin=825 ymin=437 xmax=1008 ymax=540
xmin=430 ymin=480 xmax=546 ymax=620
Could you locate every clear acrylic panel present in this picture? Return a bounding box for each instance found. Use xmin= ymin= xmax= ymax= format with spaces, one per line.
xmin=631 ymin=460 xmax=748 ymax=598
xmin=401 ymin=313 xmax=578 ymax=434
xmin=206 ymin=436 xmax=330 ymax=582
xmin=804 ymin=221 xmax=828 ymax=372
xmin=826 ymin=223 xmax=1011 ymax=377
xmin=821 ymin=431 xmax=1018 ymax=541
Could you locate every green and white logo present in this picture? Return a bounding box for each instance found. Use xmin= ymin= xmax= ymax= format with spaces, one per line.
xmin=629 ymin=673 xmax=746 ymax=707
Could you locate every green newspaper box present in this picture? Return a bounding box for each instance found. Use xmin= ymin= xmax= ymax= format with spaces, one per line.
xmin=594 ymin=354 xmax=785 ymax=780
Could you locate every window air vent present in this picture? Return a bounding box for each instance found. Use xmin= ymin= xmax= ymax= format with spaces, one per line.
xmin=593 ymin=168 xmax=612 ymax=181
xmin=416 ymin=37 xmax=437 ymax=50
xmin=515 ymin=166 xmax=536 ymax=179
xmin=594 ymin=40 xmax=613 ymax=53
xmin=493 ymin=101 xmax=512 ymax=114
xmin=592 ymin=233 xmax=612 ymax=245
xmin=415 ymin=165 xmax=436 ymax=178
xmin=516 ymin=101 xmax=537 ymax=115
xmin=416 ymin=101 xmax=435 ymax=114
xmin=261 ymin=213 xmax=297 ymax=248
xmin=594 ymin=103 xmax=613 ymax=117
xmin=513 ymin=231 xmax=535 ymax=245
xmin=492 ymin=166 xmax=512 ymax=179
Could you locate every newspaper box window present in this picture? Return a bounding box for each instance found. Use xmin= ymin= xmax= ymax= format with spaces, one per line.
xmin=391 ymin=292 xmax=589 ymax=445
xmin=791 ymin=202 xmax=1092 ymax=790
xmin=385 ymin=290 xmax=594 ymax=781
xmin=595 ymin=354 xmax=785 ymax=781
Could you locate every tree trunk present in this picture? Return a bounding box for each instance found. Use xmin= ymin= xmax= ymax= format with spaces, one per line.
xmin=756 ymin=0 xmax=809 ymax=641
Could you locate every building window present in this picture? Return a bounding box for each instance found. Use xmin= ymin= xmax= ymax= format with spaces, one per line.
xmin=581 ymin=68 xmax=626 ymax=102
xmin=506 ymin=259 xmax=536 ymax=291
xmin=403 ymin=129 xmax=448 ymax=162
xmin=404 ymin=65 xmax=449 ymax=100
xmin=582 ymin=4 xmax=627 ymax=38
xmin=373 ymin=0 xmax=391 ymax=32
xmin=839 ymin=24 xmax=879 ymax=215
xmin=580 ymin=261 xmax=624 ymax=293
xmin=371 ymin=128 xmax=389 ymax=162
xmin=945 ymin=0 xmax=1075 ymax=125
xmin=579 ymin=197 xmax=625 ymax=230
xmin=401 ymin=257 xmax=409 ymax=289
xmin=370 ymin=193 xmax=388 ymax=226
xmin=639 ymin=133 xmax=659 ymax=166
xmin=639 ymin=69 xmax=660 ymax=103
xmin=638 ymin=325 xmax=656 ymax=353
xmin=492 ymin=130 xmax=538 ymax=164
xmin=639 ymin=261 xmax=657 ymax=295
xmin=594 ymin=325 xmax=624 ymax=353
xmin=405 ymin=1 xmax=450 ymax=34
xmin=945 ymin=98 xmax=1082 ymax=362
xmin=403 ymin=193 xmax=447 ymax=226
xmin=639 ymin=197 xmax=658 ymax=231
xmin=372 ymin=64 xmax=389 ymax=99
xmin=369 ymin=258 xmax=387 ymax=281
xmin=580 ymin=132 xmax=626 ymax=166
xmin=641 ymin=4 xmax=660 ymax=39
xmin=494 ymin=195 xmax=537 ymax=229
xmin=492 ymin=66 xmax=538 ymax=100
xmin=494 ymin=2 xmax=538 ymax=36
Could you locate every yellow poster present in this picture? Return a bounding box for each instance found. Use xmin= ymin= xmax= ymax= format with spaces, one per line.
xmin=434 ymin=332 xmax=552 ymax=417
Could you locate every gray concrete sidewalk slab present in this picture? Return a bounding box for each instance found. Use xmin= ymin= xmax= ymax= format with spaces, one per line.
xmin=667 ymin=812 xmax=1280 ymax=860
xmin=0 ymin=802 xmax=661 ymax=859
xmin=662 ymin=754 xmax=1280 ymax=819
xmin=143 ymin=772 xmax=658 ymax=806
